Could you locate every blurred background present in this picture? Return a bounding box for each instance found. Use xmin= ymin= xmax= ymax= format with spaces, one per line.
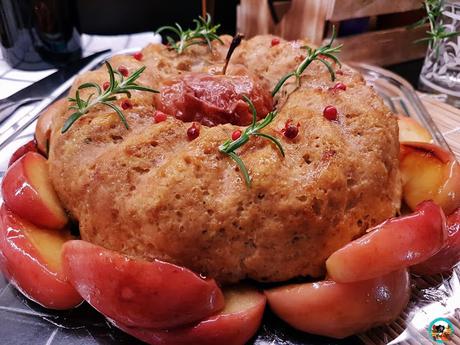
xmin=1 ymin=0 xmax=459 ymax=97
xmin=0 ymin=0 xmax=433 ymax=85
xmin=77 ymin=0 xmax=238 ymax=36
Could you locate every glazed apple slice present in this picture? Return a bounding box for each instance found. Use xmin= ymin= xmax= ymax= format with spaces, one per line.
xmin=326 ymin=201 xmax=446 ymax=283
xmin=400 ymin=142 xmax=460 ymax=215
xmin=265 ymin=269 xmax=410 ymax=339
xmin=111 ymin=284 xmax=266 ymax=345
xmin=8 ymin=140 xmax=39 ymax=167
xmin=62 ymin=240 xmax=225 ymax=329
xmin=1 ymin=152 xmax=68 ymax=229
xmin=35 ymin=98 xmax=66 ymax=155
xmin=412 ymin=207 xmax=460 ymax=275
xmin=397 ymin=115 xmax=433 ymax=143
xmin=0 ymin=205 xmax=82 ymax=309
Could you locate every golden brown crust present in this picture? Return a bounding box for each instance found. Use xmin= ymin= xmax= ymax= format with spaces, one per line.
xmin=47 ymin=35 xmax=401 ymax=284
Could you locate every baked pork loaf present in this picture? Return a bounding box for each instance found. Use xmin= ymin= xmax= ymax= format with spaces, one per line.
xmin=47 ymin=35 xmax=401 ymax=283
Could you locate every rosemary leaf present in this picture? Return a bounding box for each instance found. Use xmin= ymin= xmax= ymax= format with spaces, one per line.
xmin=271 ymin=72 xmax=296 ymax=97
xmin=317 ymin=58 xmax=336 ymax=81
xmin=78 ymin=82 xmax=101 ymax=94
xmin=242 ymin=94 xmax=257 ymax=127
xmin=62 ymin=112 xmax=84 ymax=133
xmin=272 ymin=26 xmax=342 ymax=97
xmin=227 ymin=151 xmax=251 ymax=187
xmin=101 ymin=101 xmax=129 ymax=129
xmin=156 ymin=14 xmax=223 ymax=54
xmin=410 ymin=0 xmax=459 ymax=51
xmin=253 ymin=133 xmax=285 ymax=157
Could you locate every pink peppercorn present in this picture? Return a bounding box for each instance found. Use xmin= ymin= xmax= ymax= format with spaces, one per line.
xmin=323 ymin=105 xmax=338 ymax=121
xmin=333 ymin=82 xmax=347 ymax=91
xmin=282 ymin=120 xmax=300 ymax=139
xmin=271 ymin=38 xmax=280 ymax=47
xmin=118 ymin=65 xmax=129 ymax=77
xmin=121 ymin=100 xmax=132 ymax=110
xmin=187 ymin=123 xmax=200 ymax=140
xmin=153 ymin=110 xmax=167 ymax=123
xmin=232 ymin=129 xmax=242 ymax=141
xmin=133 ymin=52 xmax=143 ymax=61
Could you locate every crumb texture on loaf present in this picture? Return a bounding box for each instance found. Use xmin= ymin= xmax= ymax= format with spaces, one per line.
xmin=47 ymin=35 xmax=401 ymax=284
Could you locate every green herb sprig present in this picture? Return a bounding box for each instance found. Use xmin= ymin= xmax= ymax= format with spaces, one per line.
xmin=411 ymin=0 xmax=459 ymax=57
xmin=272 ymin=27 xmax=342 ymax=97
xmin=63 ymin=61 xmax=158 ymax=133
xmin=219 ymin=95 xmax=284 ymax=187
xmin=156 ymin=14 xmax=223 ymax=54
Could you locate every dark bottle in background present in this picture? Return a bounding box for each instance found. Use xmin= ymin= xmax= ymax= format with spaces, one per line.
xmin=0 ymin=0 xmax=81 ymax=70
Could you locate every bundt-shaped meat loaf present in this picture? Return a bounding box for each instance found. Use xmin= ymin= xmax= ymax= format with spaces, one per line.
xmin=46 ymin=35 xmax=401 ymax=284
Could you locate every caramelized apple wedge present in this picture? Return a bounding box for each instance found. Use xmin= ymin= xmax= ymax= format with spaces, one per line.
xmin=412 ymin=207 xmax=460 ymax=275
xmin=111 ymin=284 xmax=266 ymax=345
xmin=0 ymin=205 xmax=82 ymax=309
xmin=1 ymin=152 xmax=68 ymax=229
xmin=265 ymin=269 xmax=410 ymax=339
xmin=62 ymin=240 xmax=225 ymax=329
xmin=400 ymin=142 xmax=460 ymax=215
xmin=326 ymin=201 xmax=446 ymax=283
xmin=397 ymin=115 xmax=433 ymax=143
xmin=8 ymin=140 xmax=39 ymax=167
xmin=35 ymin=98 xmax=66 ymax=155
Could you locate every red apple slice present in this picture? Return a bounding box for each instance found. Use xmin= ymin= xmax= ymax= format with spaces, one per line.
xmin=0 ymin=205 xmax=82 ymax=309
xmin=8 ymin=140 xmax=39 ymax=167
xmin=400 ymin=142 xmax=460 ymax=215
xmin=1 ymin=152 xmax=68 ymax=229
xmin=62 ymin=240 xmax=225 ymax=329
xmin=265 ymin=269 xmax=410 ymax=339
xmin=397 ymin=115 xmax=433 ymax=143
xmin=326 ymin=201 xmax=446 ymax=283
xmin=35 ymin=98 xmax=66 ymax=155
xmin=412 ymin=207 xmax=460 ymax=275
xmin=111 ymin=284 xmax=266 ymax=345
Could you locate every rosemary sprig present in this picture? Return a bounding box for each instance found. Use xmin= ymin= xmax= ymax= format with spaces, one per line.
xmin=219 ymin=95 xmax=284 ymax=187
xmin=62 ymin=61 xmax=158 ymax=133
xmin=156 ymin=14 xmax=223 ymax=54
xmin=272 ymin=27 xmax=342 ymax=97
xmin=411 ymin=0 xmax=459 ymax=57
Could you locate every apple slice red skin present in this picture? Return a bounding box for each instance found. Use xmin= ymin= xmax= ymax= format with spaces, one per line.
xmin=1 ymin=152 xmax=68 ymax=229
xmin=326 ymin=201 xmax=446 ymax=283
xmin=110 ymin=286 xmax=266 ymax=345
xmin=412 ymin=207 xmax=460 ymax=275
xmin=62 ymin=240 xmax=225 ymax=330
xmin=265 ymin=269 xmax=410 ymax=339
xmin=0 ymin=205 xmax=83 ymax=310
xmin=8 ymin=140 xmax=39 ymax=167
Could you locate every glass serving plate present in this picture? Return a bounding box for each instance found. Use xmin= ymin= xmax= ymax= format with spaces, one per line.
xmin=0 ymin=60 xmax=458 ymax=345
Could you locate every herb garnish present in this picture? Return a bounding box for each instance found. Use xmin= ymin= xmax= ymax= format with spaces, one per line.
xmin=220 ymin=29 xmax=342 ymax=187
xmin=219 ymin=96 xmax=284 ymax=187
xmin=410 ymin=0 xmax=459 ymax=57
xmin=156 ymin=14 xmax=223 ymax=54
xmin=272 ymin=27 xmax=342 ymax=97
xmin=63 ymin=61 xmax=158 ymax=133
